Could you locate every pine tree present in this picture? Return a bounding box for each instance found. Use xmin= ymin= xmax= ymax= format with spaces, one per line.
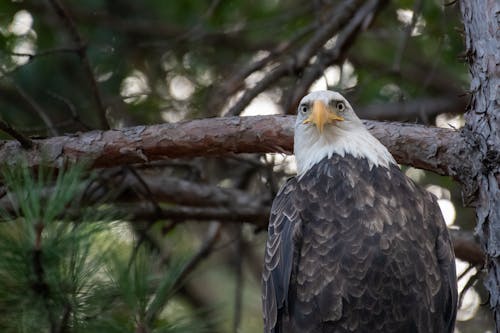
xmin=0 ymin=163 xmax=210 ymax=333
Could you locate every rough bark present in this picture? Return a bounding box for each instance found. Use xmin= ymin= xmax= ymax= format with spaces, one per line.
xmin=0 ymin=116 xmax=472 ymax=180
xmin=459 ymin=1 xmax=500 ymax=329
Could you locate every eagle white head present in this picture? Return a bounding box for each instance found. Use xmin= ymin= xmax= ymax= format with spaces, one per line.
xmin=294 ymin=90 xmax=396 ymax=175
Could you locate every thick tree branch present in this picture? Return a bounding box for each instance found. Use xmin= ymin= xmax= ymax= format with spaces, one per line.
xmin=0 ymin=115 xmax=471 ymax=181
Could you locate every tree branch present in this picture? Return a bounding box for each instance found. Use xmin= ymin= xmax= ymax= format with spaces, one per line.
xmin=122 ymin=202 xmax=484 ymax=266
xmin=122 ymin=203 xmax=268 ymax=227
xmin=116 ymin=173 xmax=266 ymax=208
xmin=207 ymin=23 xmax=315 ymax=115
xmin=225 ymin=0 xmax=365 ymax=116
xmin=0 ymin=115 xmax=472 ymax=181
xmin=284 ymin=0 xmax=388 ymax=114
xmin=0 ymin=172 xmax=268 ymax=217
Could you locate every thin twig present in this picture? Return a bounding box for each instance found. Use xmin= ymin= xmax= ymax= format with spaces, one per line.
xmin=457 ymin=264 xmax=475 ymax=281
xmin=285 ymin=0 xmax=388 ymax=114
xmin=143 ymin=222 xmax=221 ymax=327
xmin=224 ymin=0 xmax=364 ymax=116
xmin=209 ymin=23 xmax=315 ymax=114
xmin=173 ymin=222 xmax=222 ymax=289
xmin=203 ymin=0 xmax=223 ymax=20
xmin=9 ymin=46 xmax=82 ymax=61
xmin=124 ymin=166 xmax=165 ymax=268
xmin=232 ymin=225 xmax=244 ymax=333
xmin=46 ymin=0 xmax=109 ymax=130
xmin=46 ymin=90 xmax=92 ymax=131
xmin=458 ymin=268 xmax=481 ymax=309
xmin=126 ymin=167 xmax=163 ymax=215
xmin=392 ymin=0 xmax=423 ymax=72
xmin=8 ymin=79 xmax=58 ymax=136
xmin=3 ymin=47 xmax=83 ymax=76
xmin=0 ymin=119 xmax=33 ymax=149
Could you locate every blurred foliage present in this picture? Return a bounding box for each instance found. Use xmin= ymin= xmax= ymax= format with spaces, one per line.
xmin=0 ymin=163 xmax=212 ymax=333
xmin=0 ymin=0 xmax=468 ymax=130
xmin=0 ymin=0 xmax=493 ymax=332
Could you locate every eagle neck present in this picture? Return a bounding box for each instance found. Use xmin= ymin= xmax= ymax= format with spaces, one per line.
xmin=294 ymin=125 xmax=396 ymax=176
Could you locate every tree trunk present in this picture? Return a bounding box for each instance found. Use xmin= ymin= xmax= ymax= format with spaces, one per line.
xmin=459 ymin=0 xmax=500 ymax=330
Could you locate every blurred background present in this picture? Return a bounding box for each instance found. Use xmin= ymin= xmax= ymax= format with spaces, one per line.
xmin=0 ymin=0 xmax=493 ymax=332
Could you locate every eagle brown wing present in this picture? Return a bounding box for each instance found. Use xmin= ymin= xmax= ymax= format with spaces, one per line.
xmin=262 ymin=155 xmax=457 ymax=333
xmin=262 ymin=177 xmax=301 ymax=333
xmin=427 ymin=190 xmax=458 ymax=332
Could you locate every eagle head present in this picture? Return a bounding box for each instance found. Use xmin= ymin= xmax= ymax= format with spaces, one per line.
xmin=297 ymin=90 xmax=361 ymax=133
xmin=294 ymin=90 xmax=396 ymax=175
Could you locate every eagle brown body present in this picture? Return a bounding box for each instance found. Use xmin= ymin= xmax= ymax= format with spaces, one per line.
xmin=262 ymin=91 xmax=457 ymax=333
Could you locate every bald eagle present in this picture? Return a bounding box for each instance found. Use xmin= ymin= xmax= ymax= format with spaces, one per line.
xmin=262 ymin=91 xmax=457 ymax=333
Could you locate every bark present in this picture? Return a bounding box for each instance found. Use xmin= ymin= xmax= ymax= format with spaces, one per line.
xmin=0 ymin=116 xmax=472 ymax=181
xmin=459 ymin=1 xmax=500 ymax=329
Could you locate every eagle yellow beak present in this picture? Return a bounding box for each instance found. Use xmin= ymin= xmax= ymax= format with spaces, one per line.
xmin=303 ymin=100 xmax=344 ymax=133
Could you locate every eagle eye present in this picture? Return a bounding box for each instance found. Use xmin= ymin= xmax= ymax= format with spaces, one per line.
xmin=336 ymin=101 xmax=346 ymax=112
xmin=299 ymin=104 xmax=309 ymax=114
